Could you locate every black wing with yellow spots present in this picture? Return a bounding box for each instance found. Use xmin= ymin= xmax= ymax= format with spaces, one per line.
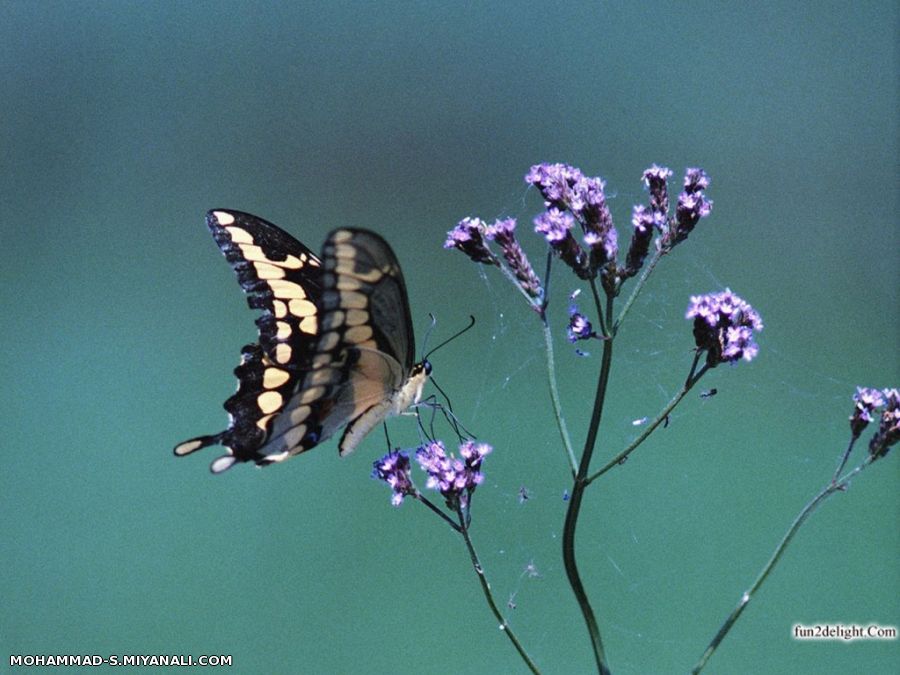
xmin=174 ymin=211 xmax=427 ymax=473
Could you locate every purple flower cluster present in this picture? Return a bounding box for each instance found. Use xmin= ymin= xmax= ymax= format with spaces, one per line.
xmin=373 ymin=441 xmax=494 ymax=511
xmin=623 ymin=204 xmax=660 ymax=277
xmin=443 ymin=217 xmax=497 ymax=265
xmin=371 ymin=451 xmax=416 ymax=506
xmin=852 ymin=387 xmax=900 ymax=458
xmin=686 ymin=289 xmax=763 ymax=366
xmin=663 ymin=167 xmax=713 ymax=250
xmin=642 ymin=165 xmax=673 ymax=217
xmin=446 ymin=217 xmax=543 ymax=303
xmin=484 ymin=218 xmax=544 ymax=301
xmin=416 ymin=440 xmax=492 ymax=510
xmin=533 ymin=208 xmax=591 ymax=279
xmin=447 ymin=162 xmax=714 ymax=322
xmin=526 ymin=163 xmax=618 ymax=274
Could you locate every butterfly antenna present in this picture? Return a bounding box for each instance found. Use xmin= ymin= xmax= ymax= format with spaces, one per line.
xmin=423 ymin=315 xmax=476 ymax=361
xmin=420 ymin=313 xmax=439 ymax=356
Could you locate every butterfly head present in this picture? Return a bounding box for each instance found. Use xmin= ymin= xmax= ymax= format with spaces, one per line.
xmin=400 ymin=359 xmax=431 ymax=410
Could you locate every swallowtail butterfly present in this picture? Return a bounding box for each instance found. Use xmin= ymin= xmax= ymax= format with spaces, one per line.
xmin=174 ymin=210 xmax=430 ymax=473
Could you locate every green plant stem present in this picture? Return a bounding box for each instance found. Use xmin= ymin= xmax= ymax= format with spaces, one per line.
xmin=613 ymin=248 xmax=664 ymax=332
xmin=416 ymin=493 xmax=461 ymax=532
xmin=561 ymin=328 xmax=614 ymax=675
xmin=456 ymin=510 xmax=542 ymax=675
xmin=542 ymin=317 xmax=579 ymax=477
xmin=830 ymin=437 xmax=857 ymax=485
xmin=691 ymin=456 xmax=875 ymax=674
xmin=586 ymin=356 xmax=708 ymax=484
xmin=496 ymin=259 xmax=544 ymax=314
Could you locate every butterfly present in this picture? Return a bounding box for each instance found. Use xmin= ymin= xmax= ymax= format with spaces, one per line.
xmin=174 ymin=210 xmax=430 ymax=473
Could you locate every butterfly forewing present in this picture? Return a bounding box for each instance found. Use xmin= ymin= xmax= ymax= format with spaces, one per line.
xmin=173 ymin=210 xmax=324 ymax=471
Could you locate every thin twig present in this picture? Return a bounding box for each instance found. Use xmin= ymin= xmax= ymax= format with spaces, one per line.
xmin=691 ymin=456 xmax=876 ymax=674
xmin=457 ymin=510 xmax=542 ymax=674
xmin=586 ymin=356 xmax=708 ymax=484
xmin=542 ymin=317 xmax=578 ymax=477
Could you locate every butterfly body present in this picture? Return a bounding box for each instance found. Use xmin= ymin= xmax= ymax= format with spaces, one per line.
xmin=174 ymin=210 xmax=425 ymax=473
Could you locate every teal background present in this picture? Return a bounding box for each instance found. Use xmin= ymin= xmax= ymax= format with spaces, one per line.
xmin=2 ymin=2 xmax=897 ymax=674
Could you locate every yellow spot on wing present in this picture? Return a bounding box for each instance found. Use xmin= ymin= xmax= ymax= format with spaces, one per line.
xmin=174 ymin=439 xmax=204 ymax=456
xmin=263 ymin=367 xmax=290 ymax=389
xmin=300 ymin=385 xmax=325 ymax=404
xmin=238 ymin=243 xmax=304 ymax=269
xmin=336 ymin=260 xmax=384 ymax=282
xmin=213 ymin=211 xmax=236 ymax=225
xmin=345 ymin=308 xmax=368 ymax=326
xmin=254 ymin=262 xmax=286 ymax=279
xmin=282 ymin=425 xmax=307 ymax=448
xmin=269 ymin=280 xmax=307 ymax=299
xmin=336 ymin=276 xmax=362 ymax=291
xmin=288 ymin=298 xmax=316 ymax=316
xmin=345 ymin=325 xmax=373 ymax=343
xmin=339 ymin=290 xmax=367 ymax=309
xmin=258 ymin=390 xmax=283 ymax=414
xmin=225 ymin=226 xmax=253 ymax=244
xmin=273 ymin=300 xmax=287 ymax=318
xmin=299 ymin=315 xmax=318 ymax=334
xmin=275 ymin=343 xmax=292 ymax=364
xmin=275 ymin=321 xmax=292 ymax=340
xmin=290 ymin=405 xmax=311 ymax=424
xmin=318 ymin=331 xmax=339 ymax=351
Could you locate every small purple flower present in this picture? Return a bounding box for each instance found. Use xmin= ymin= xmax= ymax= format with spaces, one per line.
xmin=534 ymin=208 xmax=591 ymax=279
xmin=686 ymin=289 xmax=763 ymax=366
xmin=669 ymin=168 xmax=712 ymax=247
xmin=526 ymin=162 xmax=584 ymax=210
xmin=642 ymin=164 xmax=673 ymax=217
xmin=445 ymin=217 xmax=497 ymax=265
xmin=849 ymin=387 xmax=884 ymax=438
xmin=567 ymin=311 xmax=595 ymax=343
xmin=566 ymin=292 xmax=596 ymax=343
xmin=869 ymin=388 xmax=899 ymax=459
xmin=372 ymin=451 xmax=417 ymax=506
xmin=485 ymin=218 xmax=544 ymax=301
xmin=684 ymin=167 xmax=711 ymax=192
xmin=622 ymin=204 xmax=657 ymax=277
xmin=458 ymin=440 xmax=492 ymax=482
xmin=576 ymin=175 xmax=618 ymax=269
xmin=416 ymin=439 xmax=492 ymax=510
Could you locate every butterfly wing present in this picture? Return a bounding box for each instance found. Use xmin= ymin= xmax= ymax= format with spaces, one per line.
xmin=262 ymin=228 xmax=418 ymax=462
xmin=173 ymin=210 xmax=323 ymax=472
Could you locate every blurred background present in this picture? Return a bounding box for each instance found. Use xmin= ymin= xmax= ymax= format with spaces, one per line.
xmin=2 ymin=2 xmax=897 ymax=673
